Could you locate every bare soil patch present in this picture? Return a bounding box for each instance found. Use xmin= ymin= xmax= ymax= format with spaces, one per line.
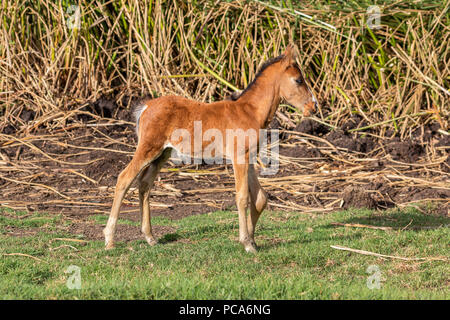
xmin=67 ymin=222 xmax=176 ymax=242
xmin=341 ymin=186 xmax=377 ymax=210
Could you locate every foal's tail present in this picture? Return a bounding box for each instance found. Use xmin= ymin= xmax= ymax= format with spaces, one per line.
xmin=133 ymin=103 xmax=148 ymax=140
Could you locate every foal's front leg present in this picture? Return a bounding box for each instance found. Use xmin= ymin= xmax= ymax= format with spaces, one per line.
xmin=233 ymin=162 xmax=257 ymax=253
xmin=247 ymin=164 xmax=268 ymax=248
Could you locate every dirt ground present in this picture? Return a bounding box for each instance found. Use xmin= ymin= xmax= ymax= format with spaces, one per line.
xmin=0 ymin=106 xmax=449 ymax=241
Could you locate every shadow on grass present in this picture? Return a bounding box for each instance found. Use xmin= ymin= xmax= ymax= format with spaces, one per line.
xmin=256 ymin=233 xmax=364 ymax=251
xmin=158 ymin=232 xmax=182 ymax=243
xmin=324 ymin=209 xmax=449 ymax=231
xmin=157 ymin=223 xmax=237 ymax=244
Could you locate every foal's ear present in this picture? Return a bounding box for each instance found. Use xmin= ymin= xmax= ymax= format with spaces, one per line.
xmin=281 ymin=44 xmax=297 ymax=68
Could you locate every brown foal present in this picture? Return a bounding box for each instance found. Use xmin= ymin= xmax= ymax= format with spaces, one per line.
xmin=103 ymin=45 xmax=317 ymax=252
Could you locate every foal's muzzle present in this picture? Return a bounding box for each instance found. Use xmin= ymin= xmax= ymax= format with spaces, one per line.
xmin=303 ymin=101 xmax=316 ymax=116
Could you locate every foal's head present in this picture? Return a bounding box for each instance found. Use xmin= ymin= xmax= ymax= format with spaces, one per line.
xmin=277 ymin=45 xmax=317 ymax=116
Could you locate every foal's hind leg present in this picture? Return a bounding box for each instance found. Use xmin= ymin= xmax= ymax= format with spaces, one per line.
xmin=247 ymin=164 xmax=268 ymax=247
xmin=138 ymin=149 xmax=171 ymax=246
xmin=103 ymin=146 xmax=163 ymax=249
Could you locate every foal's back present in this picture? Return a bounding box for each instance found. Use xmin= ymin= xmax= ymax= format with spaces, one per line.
xmin=138 ymin=95 xmax=259 ymax=140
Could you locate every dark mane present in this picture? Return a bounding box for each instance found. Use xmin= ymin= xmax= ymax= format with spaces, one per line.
xmin=230 ymin=54 xmax=285 ymax=101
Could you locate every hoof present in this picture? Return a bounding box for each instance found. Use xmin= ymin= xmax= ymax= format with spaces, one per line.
xmin=241 ymin=239 xmax=258 ymax=253
xmin=245 ymin=245 xmax=257 ymax=253
xmin=105 ymin=241 xmax=115 ymax=250
xmin=145 ymin=236 xmax=158 ymax=246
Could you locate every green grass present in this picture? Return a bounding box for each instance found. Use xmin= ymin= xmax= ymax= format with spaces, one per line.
xmin=0 ymin=207 xmax=448 ymax=299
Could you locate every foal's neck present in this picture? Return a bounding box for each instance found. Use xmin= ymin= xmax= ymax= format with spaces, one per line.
xmin=238 ymin=71 xmax=281 ymax=128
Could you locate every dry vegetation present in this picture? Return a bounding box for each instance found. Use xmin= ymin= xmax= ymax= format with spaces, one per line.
xmin=0 ymin=0 xmax=448 ymax=215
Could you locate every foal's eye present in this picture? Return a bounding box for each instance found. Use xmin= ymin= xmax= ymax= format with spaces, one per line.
xmin=295 ymin=78 xmax=303 ymax=85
